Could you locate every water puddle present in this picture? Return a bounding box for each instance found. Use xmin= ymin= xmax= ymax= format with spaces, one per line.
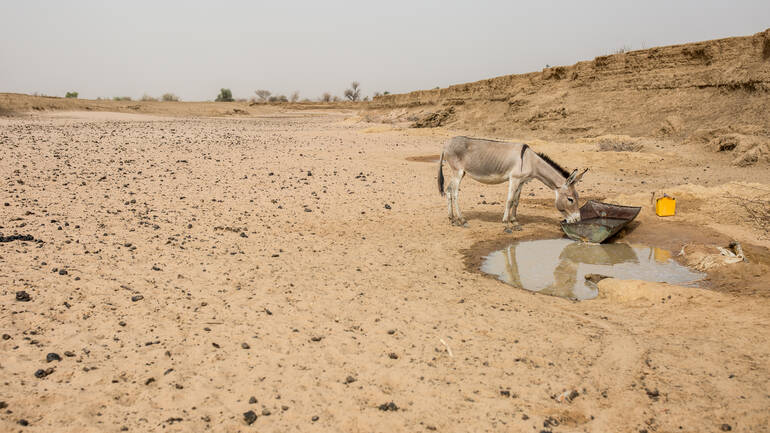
xmin=480 ymin=238 xmax=705 ymax=300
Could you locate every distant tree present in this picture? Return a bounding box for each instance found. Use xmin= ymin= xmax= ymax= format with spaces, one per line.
xmin=268 ymin=95 xmax=288 ymax=103
xmin=344 ymin=81 xmax=361 ymax=101
xmin=140 ymin=94 xmax=158 ymax=101
xmin=215 ymin=88 xmax=234 ymax=102
xmin=321 ymin=92 xmax=332 ymax=102
xmin=383 ymin=91 xmax=390 ymax=95
xmin=65 ymin=91 xmax=78 ymax=98
xmin=254 ymin=90 xmax=271 ymax=102
xmin=162 ymin=93 xmax=180 ymax=102
xmin=290 ymin=91 xmax=300 ymax=102
xmin=113 ymin=96 xmax=132 ymax=101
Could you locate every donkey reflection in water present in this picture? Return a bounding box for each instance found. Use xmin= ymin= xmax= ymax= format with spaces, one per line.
xmin=438 ymin=136 xmax=588 ymax=230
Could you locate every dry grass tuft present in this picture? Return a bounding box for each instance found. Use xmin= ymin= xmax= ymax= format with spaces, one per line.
xmin=596 ymin=136 xmax=643 ymax=152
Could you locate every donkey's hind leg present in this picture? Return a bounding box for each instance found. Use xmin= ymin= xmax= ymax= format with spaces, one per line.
xmin=451 ymin=169 xmax=466 ymax=226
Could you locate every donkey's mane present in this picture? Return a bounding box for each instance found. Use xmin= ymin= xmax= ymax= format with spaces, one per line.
xmin=536 ymin=152 xmax=570 ymax=179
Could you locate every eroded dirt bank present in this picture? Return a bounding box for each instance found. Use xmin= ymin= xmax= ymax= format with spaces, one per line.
xmin=1 ymin=112 xmax=769 ymax=433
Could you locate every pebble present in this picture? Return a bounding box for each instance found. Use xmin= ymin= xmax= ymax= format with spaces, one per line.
xmin=131 ymin=295 xmax=144 ymax=302
xmin=248 ymin=396 xmax=257 ymax=404
xmin=243 ymin=410 xmax=257 ymax=425
xmin=384 ymin=204 xmax=391 ymax=209
xmin=344 ymin=375 xmax=357 ymax=384
xmin=16 ymin=291 xmax=31 ymax=302
xmin=46 ymin=353 xmax=62 ymax=362
xmin=2 ymin=334 xmax=10 ymax=340
xmin=34 ymin=368 xmax=54 ymax=378
xmin=388 ymin=352 xmax=399 ymax=359
xmin=64 ymin=351 xmax=76 ymax=357
xmin=311 ymin=416 xmax=319 ymax=422
xmin=58 ymin=269 xmax=68 ymax=275
xmin=18 ymin=419 xmax=29 ymax=426
xmin=241 ymin=342 xmax=250 ymax=349
xmin=261 ymin=409 xmax=271 ymax=416
xmin=721 ymin=424 xmax=732 ymax=431
xmin=378 ymin=402 xmax=399 ymax=411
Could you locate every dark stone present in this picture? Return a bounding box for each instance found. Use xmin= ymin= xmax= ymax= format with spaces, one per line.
xmin=240 ymin=232 xmax=248 ymax=238
xmin=388 ymin=352 xmax=398 ymax=359
xmin=0 ymin=234 xmax=36 ymax=243
xmin=119 ymin=321 xmax=126 ymax=327
xmin=378 ymin=402 xmax=399 ymax=411
xmin=64 ymin=351 xmax=76 ymax=357
xmin=248 ymin=396 xmax=257 ymax=404
xmin=344 ymin=376 xmax=356 ymax=384
xmin=131 ymin=295 xmax=144 ymax=302
xmin=243 ymin=410 xmax=257 ymax=425
xmin=2 ymin=334 xmax=10 ymax=340
xmin=58 ymin=269 xmax=68 ymax=275
xmin=16 ymin=291 xmax=31 ymax=302
xmin=384 ymin=204 xmax=391 ymax=209
xmin=721 ymin=424 xmax=732 ymax=431
xmin=500 ymin=390 xmax=510 ymax=397
xmin=145 ymin=377 xmax=155 ymax=385
xmin=34 ymin=368 xmax=53 ymax=378
xmin=18 ymin=419 xmax=29 ymax=426
xmin=241 ymin=342 xmax=250 ymax=349
xmin=0 ymin=401 xmax=7 ymax=409
xmin=311 ymin=416 xmax=319 ymax=422
xmin=310 ymin=336 xmax=323 ymax=342
xmin=261 ymin=409 xmax=271 ymax=416
xmin=46 ymin=353 xmax=62 ymax=362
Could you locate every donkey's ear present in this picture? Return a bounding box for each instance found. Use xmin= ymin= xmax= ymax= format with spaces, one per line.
xmin=573 ymin=168 xmax=589 ymax=184
xmin=566 ymin=169 xmax=579 ymax=184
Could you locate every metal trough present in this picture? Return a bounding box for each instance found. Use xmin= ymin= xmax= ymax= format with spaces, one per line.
xmin=560 ymin=200 xmax=641 ymax=243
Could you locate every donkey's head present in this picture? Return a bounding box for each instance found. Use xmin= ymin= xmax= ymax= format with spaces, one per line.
xmin=555 ymin=168 xmax=588 ymax=223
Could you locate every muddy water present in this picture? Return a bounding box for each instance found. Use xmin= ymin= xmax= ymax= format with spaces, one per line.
xmin=481 ymin=238 xmax=705 ymax=300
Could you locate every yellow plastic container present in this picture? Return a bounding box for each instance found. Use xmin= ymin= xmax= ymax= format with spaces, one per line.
xmin=655 ymin=196 xmax=676 ymax=217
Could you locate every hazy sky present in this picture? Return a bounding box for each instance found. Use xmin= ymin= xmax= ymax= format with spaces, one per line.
xmin=1 ymin=1 xmax=768 ymax=101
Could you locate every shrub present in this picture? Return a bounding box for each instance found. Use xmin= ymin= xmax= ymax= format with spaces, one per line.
xmin=140 ymin=94 xmax=158 ymax=101
xmin=321 ymin=92 xmax=332 ymax=102
xmin=215 ymin=88 xmax=234 ymax=102
xmin=290 ymin=91 xmax=300 ymax=102
xmin=254 ymin=90 xmax=271 ymax=102
xmin=268 ymin=95 xmax=288 ymax=103
xmin=65 ymin=91 xmax=78 ymax=98
xmin=162 ymin=93 xmax=180 ymax=102
xmin=344 ymin=81 xmax=361 ymax=101
xmin=113 ymin=96 xmax=132 ymax=101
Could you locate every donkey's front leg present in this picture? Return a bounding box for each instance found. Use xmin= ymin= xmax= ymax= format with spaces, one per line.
xmin=503 ymin=177 xmax=523 ymax=233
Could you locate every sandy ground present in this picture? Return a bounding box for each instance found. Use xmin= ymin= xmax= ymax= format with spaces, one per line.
xmin=1 ymin=111 xmax=769 ymax=433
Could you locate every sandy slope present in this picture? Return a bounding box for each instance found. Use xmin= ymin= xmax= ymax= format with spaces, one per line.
xmin=1 ymin=111 xmax=768 ymax=433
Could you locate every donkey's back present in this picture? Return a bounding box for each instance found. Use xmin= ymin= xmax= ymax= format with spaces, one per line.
xmin=444 ymin=136 xmax=528 ymax=184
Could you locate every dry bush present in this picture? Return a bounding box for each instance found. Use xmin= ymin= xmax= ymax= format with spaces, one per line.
xmin=320 ymin=92 xmax=332 ymax=102
xmin=140 ymin=94 xmax=158 ymax=101
xmin=344 ymin=81 xmax=361 ymax=101
xmin=162 ymin=93 xmax=179 ymax=102
xmin=113 ymin=96 xmax=132 ymax=101
xmin=290 ymin=91 xmax=300 ymax=103
xmin=254 ymin=90 xmax=271 ymax=102
xmin=727 ymin=192 xmax=770 ymax=236
xmin=596 ymin=136 xmax=643 ymax=152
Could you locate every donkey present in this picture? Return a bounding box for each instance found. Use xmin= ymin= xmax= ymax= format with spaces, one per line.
xmin=437 ymin=136 xmax=587 ymax=230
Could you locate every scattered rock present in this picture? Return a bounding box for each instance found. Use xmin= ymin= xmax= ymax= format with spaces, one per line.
xmin=46 ymin=353 xmax=62 ymax=362
xmin=311 ymin=415 xmax=319 ymax=422
xmin=344 ymin=375 xmax=357 ymax=384
xmin=18 ymin=419 xmax=29 ymax=426
xmin=384 ymin=204 xmax=391 ymax=209
xmin=34 ymin=368 xmax=54 ymax=378
xmin=721 ymin=424 xmax=732 ymax=431
xmin=388 ymin=352 xmax=398 ymax=359
xmin=261 ymin=409 xmax=271 ymax=416
xmin=378 ymin=402 xmax=399 ymax=411
xmin=131 ymin=295 xmax=144 ymax=302
xmin=243 ymin=410 xmax=257 ymax=425
xmin=16 ymin=291 xmax=31 ymax=302
xmin=248 ymin=396 xmax=257 ymax=404
xmin=2 ymin=334 xmax=10 ymax=340
xmin=241 ymin=342 xmax=250 ymax=349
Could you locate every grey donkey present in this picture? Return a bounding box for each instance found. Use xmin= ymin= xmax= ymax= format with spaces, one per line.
xmin=438 ymin=136 xmax=588 ymax=230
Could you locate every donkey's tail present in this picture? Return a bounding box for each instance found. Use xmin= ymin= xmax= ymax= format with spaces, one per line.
xmin=437 ymin=151 xmax=445 ymax=196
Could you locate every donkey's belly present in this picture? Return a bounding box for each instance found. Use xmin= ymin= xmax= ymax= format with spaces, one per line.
xmin=467 ymin=172 xmax=509 ymax=185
